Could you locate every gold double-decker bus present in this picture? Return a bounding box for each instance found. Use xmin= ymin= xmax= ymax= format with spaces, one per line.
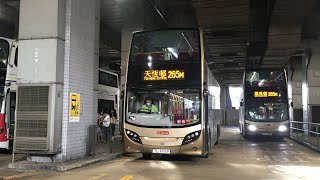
xmin=239 ymin=69 xmax=289 ymax=139
xmin=122 ymin=29 xmax=221 ymax=158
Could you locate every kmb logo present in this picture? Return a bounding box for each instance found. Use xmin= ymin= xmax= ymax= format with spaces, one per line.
xmin=157 ymin=130 xmax=169 ymax=135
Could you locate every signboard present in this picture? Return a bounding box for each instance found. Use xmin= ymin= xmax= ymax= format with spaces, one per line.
xmin=254 ymin=91 xmax=279 ymax=98
xmin=69 ymin=93 xmax=80 ymax=122
xmin=143 ymin=70 xmax=184 ymax=81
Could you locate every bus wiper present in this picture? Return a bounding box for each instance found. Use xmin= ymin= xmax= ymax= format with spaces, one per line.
xmin=130 ymin=85 xmax=148 ymax=90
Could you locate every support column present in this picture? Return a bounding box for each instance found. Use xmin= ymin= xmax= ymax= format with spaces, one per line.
xmin=18 ymin=0 xmax=99 ymax=162
xmin=59 ymin=0 xmax=98 ymax=162
xmin=220 ymin=84 xmax=227 ymax=125
xmin=17 ymin=0 xmax=66 ymax=162
xmin=225 ymin=86 xmax=232 ymax=109
xmin=302 ymin=54 xmax=310 ymax=135
xmin=93 ymin=0 xmax=100 ymax=131
xmin=302 ymin=40 xmax=320 ymax=129
xmin=288 ymin=58 xmax=303 ymax=123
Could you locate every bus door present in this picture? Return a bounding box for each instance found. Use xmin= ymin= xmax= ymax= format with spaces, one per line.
xmin=5 ymin=90 xmax=16 ymax=148
xmin=203 ymin=89 xmax=209 ymax=152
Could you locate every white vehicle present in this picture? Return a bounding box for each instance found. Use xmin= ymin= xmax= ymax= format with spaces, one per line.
xmin=98 ymin=69 xmax=120 ymax=130
xmin=0 ymin=37 xmax=18 ymax=150
xmin=239 ymin=69 xmax=289 ymax=139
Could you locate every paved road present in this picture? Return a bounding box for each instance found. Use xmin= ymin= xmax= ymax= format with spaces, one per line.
xmin=2 ymin=127 xmax=320 ymax=180
xmin=0 ymin=150 xmax=29 ymax=179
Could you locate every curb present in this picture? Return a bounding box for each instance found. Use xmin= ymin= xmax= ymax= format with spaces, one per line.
xmin=8 ymin=152 xmax=124 ymax=172
xmin=288 ymin=137 xmax=320 ymax=153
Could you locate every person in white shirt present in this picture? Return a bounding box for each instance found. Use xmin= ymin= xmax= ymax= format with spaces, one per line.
xmin=102 ymin=111 xmax=110 ymax=143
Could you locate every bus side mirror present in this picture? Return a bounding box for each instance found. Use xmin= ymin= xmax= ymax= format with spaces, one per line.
xmin=120 ymin=90 xmax=124 ymax=100
xmin=240 ymin=102 xmax=243 ymax=106
xmin=203 ymin=89 xmax=209 ymax=97
xmin=290 ymin=102 xmax=293 ymax=107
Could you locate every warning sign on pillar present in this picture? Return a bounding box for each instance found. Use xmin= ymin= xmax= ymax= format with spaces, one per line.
xmin=69 ymin=93 xmax=80 ymax=122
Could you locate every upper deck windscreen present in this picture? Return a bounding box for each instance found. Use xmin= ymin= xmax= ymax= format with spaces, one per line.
xmin=130 ymin=29 xmax=200 ymax=62
xmin=245 ymin=70 xmax=286 ymax=88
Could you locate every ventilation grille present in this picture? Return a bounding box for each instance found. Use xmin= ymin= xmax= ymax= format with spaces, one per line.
xmin=15 ymin=86 xmax=49 ymax=151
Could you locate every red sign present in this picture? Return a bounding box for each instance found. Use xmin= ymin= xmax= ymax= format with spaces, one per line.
xmin=157 ymin=130 xmax=169 ymax=135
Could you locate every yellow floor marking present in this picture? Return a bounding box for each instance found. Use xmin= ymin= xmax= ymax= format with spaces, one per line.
xmin=119 ymin=175 xmax=134 ymax=180
xmin=87 ymin=174 xmax=108 ymax=180
xmin=3 ymin=171 xmax=38 ymax=180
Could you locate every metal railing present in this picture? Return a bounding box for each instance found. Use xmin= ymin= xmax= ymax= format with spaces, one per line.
xmin=88 ymin=125 xmax=114 ymax=156
xmin=290 ymin=121 xmax=320 ymax=152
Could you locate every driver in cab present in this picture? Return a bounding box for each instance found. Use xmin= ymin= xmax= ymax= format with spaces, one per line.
xmin=139 ymin=97 xmax=159 ymax=113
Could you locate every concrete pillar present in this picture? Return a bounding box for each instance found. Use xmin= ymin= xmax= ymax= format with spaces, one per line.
xmin=18 ymin=0 xmax=99 ymax=162
xmin=18 ymin=0 xmax=66 ymax=162
xmin=59 ymin=0 xmax=98 ymax=162
xmin=302 ymin=40 xmax=320 ymax=127
xmin=93 ymin=0 xmax=100 ymax=127
xmin=225 ymin=86 xmax=232 ymax=109
xmin=288 ymin=58 xmax=303 ymax=123
xmin=219 ymin=84 xmax=227 ymax=125
xmin=220 ymin=85 xmax=227 ymax=110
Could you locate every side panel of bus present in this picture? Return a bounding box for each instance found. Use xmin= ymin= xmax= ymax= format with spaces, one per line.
xmin=203 ymin=62 xmax=220 ymax=149
xmin=6 ymin=90 xmax=16 ymax=149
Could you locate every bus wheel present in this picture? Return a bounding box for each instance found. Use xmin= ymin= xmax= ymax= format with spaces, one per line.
xmin=215 ymin=125 xmax=220 ymax=145
xmin=242 ymin=131 xmax=248 ymax=139
xmin=202 ymin=137 xmax=210 ymax=158
xmin=276 ymin=136 xmax=284 ymax=141
xmin=142 ymin=153 xmax=152 ymax=159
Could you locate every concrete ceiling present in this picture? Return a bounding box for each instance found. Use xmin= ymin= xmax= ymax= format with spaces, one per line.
xmin=0 ymin=0 xmax=318 ymax=83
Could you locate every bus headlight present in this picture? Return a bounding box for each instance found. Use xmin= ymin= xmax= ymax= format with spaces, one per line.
xmin=248 ymin=125 xmax=257 ymax=132
xmin=125 ymin=129 xmax=142 ymax=144
xmin=182 ymin=131 xmax=201 ymax=145
xmin=278 ymin=125 xmax=287 ymax=132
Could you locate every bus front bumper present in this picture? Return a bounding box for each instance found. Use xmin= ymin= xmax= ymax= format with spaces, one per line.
xmin=246 ymin=131 xmax=289 ymax=137
xmin=124 ymin=137 xmax=203 ymax=156
xmin=244 ymin=120 xmax=289 ymax=137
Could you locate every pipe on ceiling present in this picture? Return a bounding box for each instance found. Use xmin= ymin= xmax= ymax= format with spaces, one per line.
xmin=147 ymin=0 xmax=169 ymax=26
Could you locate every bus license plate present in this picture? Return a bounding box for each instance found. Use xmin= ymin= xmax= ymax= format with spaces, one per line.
xmin=152 ymin=149 xmax=170 ymax=154
xmin=262 ymin=133 xmax=272 ymax=136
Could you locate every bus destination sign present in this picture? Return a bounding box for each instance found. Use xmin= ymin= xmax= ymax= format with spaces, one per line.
xmin=143 ymin=70 xmax=185 ymax=81
xmin=254 ymin=91 xmax=279 ymax=98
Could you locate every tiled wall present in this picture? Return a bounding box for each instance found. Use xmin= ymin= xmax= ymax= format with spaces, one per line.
xmin=60 ymin=0 xmax=97 ymax=161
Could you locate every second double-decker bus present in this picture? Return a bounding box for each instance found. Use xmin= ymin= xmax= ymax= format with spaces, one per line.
xmin=0 ymin=37 xmax=18 ymax=150
xmin=239 ymin=69 xmax=289 ymax=139
xmin=98 ymin=68 xmax=120 ymax=132
xmin=122 ymin=28 xmax=221 ymax=158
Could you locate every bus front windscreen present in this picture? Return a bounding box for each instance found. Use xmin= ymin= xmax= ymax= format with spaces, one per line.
xmin=245 ymin=101 xmax=288 ymax=121
xmin=126 ymin=88 xmax=201 ymax=128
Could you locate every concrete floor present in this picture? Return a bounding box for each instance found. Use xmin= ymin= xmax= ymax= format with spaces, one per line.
xmin=0 ymin=150 xmax=30 ymax=178
xmin=2 ymin=127 xmax=320 ymax=180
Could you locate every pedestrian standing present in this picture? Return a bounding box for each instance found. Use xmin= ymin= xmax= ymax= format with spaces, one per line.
xmin=102 ymin=110 xmax=110 ymax=143
xmin=110 ymin=109 xmax=117 ymax=141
